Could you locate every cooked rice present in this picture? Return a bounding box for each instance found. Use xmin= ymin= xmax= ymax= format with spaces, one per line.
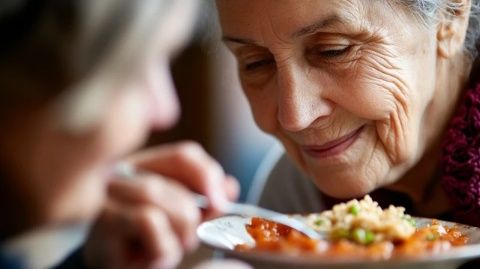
xmin=307 ymin=195 xmax=415 ymax=243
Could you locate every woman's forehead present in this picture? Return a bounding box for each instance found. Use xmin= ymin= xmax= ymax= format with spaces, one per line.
xmin=217 ymin=0 xmax=402 ymax=42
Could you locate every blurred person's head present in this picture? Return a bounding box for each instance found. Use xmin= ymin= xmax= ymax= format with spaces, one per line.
xmin=0 ymin=0 xmax=198 ymax=239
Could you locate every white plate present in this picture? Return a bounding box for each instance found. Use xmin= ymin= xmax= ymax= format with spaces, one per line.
xmin=197 ymin=216 xmax=480 ymax=269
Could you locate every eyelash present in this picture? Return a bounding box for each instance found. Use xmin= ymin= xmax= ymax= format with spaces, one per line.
xmin=318 ymin=46 xmax=351 ymax=58
xmin=244 ymin=58 xmax=274 ymax=71
xmin=241 ymin=45 xmax=352 ymax=73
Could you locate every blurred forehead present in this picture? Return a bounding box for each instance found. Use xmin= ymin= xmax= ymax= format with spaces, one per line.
xmin=155 ymin=0 xmax=198 ymax=54
xmin=216 ymin=0 xmax=402 ymax=44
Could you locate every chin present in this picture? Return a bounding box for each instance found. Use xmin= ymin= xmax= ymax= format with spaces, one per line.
xmin=56 ymin=197 xmax=104 ymax=226
xmin=310 ymin=170 xmax=378 ymax=199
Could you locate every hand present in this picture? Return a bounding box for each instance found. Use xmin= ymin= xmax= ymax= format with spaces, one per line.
xmin=83 ymin=141 xmax=239 ymax=269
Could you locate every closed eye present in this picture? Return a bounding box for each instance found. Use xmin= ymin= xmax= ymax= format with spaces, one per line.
xmin=319 ymin=46 xmax=350 ymax=58
xmin=305 ymin=44 xmax=355 ymax=66
xmin=244 ymin=58 xmax=274 ymax=71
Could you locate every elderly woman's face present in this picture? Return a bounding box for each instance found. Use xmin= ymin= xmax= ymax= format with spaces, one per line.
xmin=217 ymin=0 xmax=440 ymax=198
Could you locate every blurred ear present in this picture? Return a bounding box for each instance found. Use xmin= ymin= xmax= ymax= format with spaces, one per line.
xmin=436 ymin=0 xmax=471 ymax=58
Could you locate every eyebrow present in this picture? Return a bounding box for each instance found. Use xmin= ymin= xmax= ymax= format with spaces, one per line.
xmin=222 ymin=36 xmax=258 ymax=45
xmin=292 ymin=15 xmax=344 ymax=38
xmin=222 ymin=14 xmax=346 ymax=45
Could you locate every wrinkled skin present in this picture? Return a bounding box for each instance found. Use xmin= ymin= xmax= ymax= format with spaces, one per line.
xmin=217 ymin=0 xmax=470 ymax=198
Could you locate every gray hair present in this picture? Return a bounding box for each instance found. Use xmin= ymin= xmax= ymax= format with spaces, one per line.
xmin=399 ymin=0 xmax=480 ymax=59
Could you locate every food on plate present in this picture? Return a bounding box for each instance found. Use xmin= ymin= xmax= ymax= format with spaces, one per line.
xmin=235 ymin=196 xmax=467 ymax=260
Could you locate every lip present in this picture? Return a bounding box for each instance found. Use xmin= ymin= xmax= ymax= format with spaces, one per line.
xmin=301 ymin=125 xmax=365 ymax=159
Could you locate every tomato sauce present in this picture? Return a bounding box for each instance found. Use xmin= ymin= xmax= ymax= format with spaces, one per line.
xmin=235 ymin=217 xmax=468 ymax=260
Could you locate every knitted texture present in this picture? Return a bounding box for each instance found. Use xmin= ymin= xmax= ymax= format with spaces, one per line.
xmin=441 ymin=83 xmax=480 ymax=226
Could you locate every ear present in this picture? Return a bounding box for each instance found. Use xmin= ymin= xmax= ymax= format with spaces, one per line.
xmin=436 ymin=0 xmax=471 ymax=58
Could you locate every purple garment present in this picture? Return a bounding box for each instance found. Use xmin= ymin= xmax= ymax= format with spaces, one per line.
xmin=441 ymin=83 xmax=480 ymax=227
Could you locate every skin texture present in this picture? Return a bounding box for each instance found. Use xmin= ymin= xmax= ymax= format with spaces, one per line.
xmin=0 ymin=0 xmax=250 ymax=268
xmin=217 ymin=0 xmax=471 ymax=199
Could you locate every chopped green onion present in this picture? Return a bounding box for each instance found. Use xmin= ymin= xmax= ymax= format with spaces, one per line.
xmin=426 ymin=233 xmax=438 ymax=241
xmin=333 ymin=228 xmax=350 ymax=239
xmin=352 ymin=228 xmax=375 ymax=245
xmin=348 ymin=204 xmax=360 ymax=216
xmin=314 ymin=219 xmax=324 ymax=226
xmin=365 ymin=230 xmax=375 ymax=244
xmin=352 ymin=228 xmax=366 ymax=244
xmin=403 ymin=216 xmax=416 ymax=227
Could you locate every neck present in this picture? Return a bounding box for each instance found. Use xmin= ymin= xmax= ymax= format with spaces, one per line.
xmin=386 ymin=53 xmax=472 ymax=216
xmin=386 ymin=141 xmax=449 ymax=216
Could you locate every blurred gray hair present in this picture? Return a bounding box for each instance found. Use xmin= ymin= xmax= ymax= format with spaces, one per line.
xmin=74 ymin=0 xmax=174 ymax=78
xmin=0 ymin=0 xmax=175 ymax=132
xmin=399 ymin=0 xmax=480 ymax=59
xmin=0 ymin=0 xmax=174 ymax=95
xmin=59 ymin=0 xmax=175 ymax=132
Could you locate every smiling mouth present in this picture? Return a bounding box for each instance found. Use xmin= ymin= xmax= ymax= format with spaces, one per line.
xmin=302 ymin=125 xmax=365 ymax=159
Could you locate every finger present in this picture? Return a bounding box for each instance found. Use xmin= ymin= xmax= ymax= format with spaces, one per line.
xmin=202 ymin=175 xmax=241 ymax=220
xmin=84 ymin=202 xmax=125 ymax=269
xmin=107 ymin=177 xmax=201 ymax=251
xmin=85 ymin=201 xmax=154 ymax=269
xmin=103 ymin=202 xmax=184 ymax=269
xmin=224 ymin=175 xmax=240 ymax=202
xmin=126 ymin=141 xmax=229 ymax=212
xmin=132 ymin=207 xmax=183 ymax=269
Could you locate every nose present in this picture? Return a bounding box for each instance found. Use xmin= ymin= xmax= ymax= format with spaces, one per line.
xmin=276 ymin=64 xmax=333 ymax=132
xmin=144 ymin=60 xmax=180 ymax=130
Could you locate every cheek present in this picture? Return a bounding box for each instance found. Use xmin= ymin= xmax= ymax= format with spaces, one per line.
xmin=31 ymin=126 xmax=114 ymax=223
xmin=46 ymin=168 xmax=106 ymax=223
xmin=243 ymin=85 xmax=278 ymax=134
xmin=336 ymin=50 xmax=412 ymax=120
xmin=334 ymin=50 xmax=421 ymax=164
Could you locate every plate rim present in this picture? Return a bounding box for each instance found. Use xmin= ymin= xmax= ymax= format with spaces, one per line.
xmin=197 ymin=215 xmax=480 ymax=266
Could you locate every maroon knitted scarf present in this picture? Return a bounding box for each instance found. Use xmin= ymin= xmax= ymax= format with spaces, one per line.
xmin=441 ymin=82 xmax=480 ymax=226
